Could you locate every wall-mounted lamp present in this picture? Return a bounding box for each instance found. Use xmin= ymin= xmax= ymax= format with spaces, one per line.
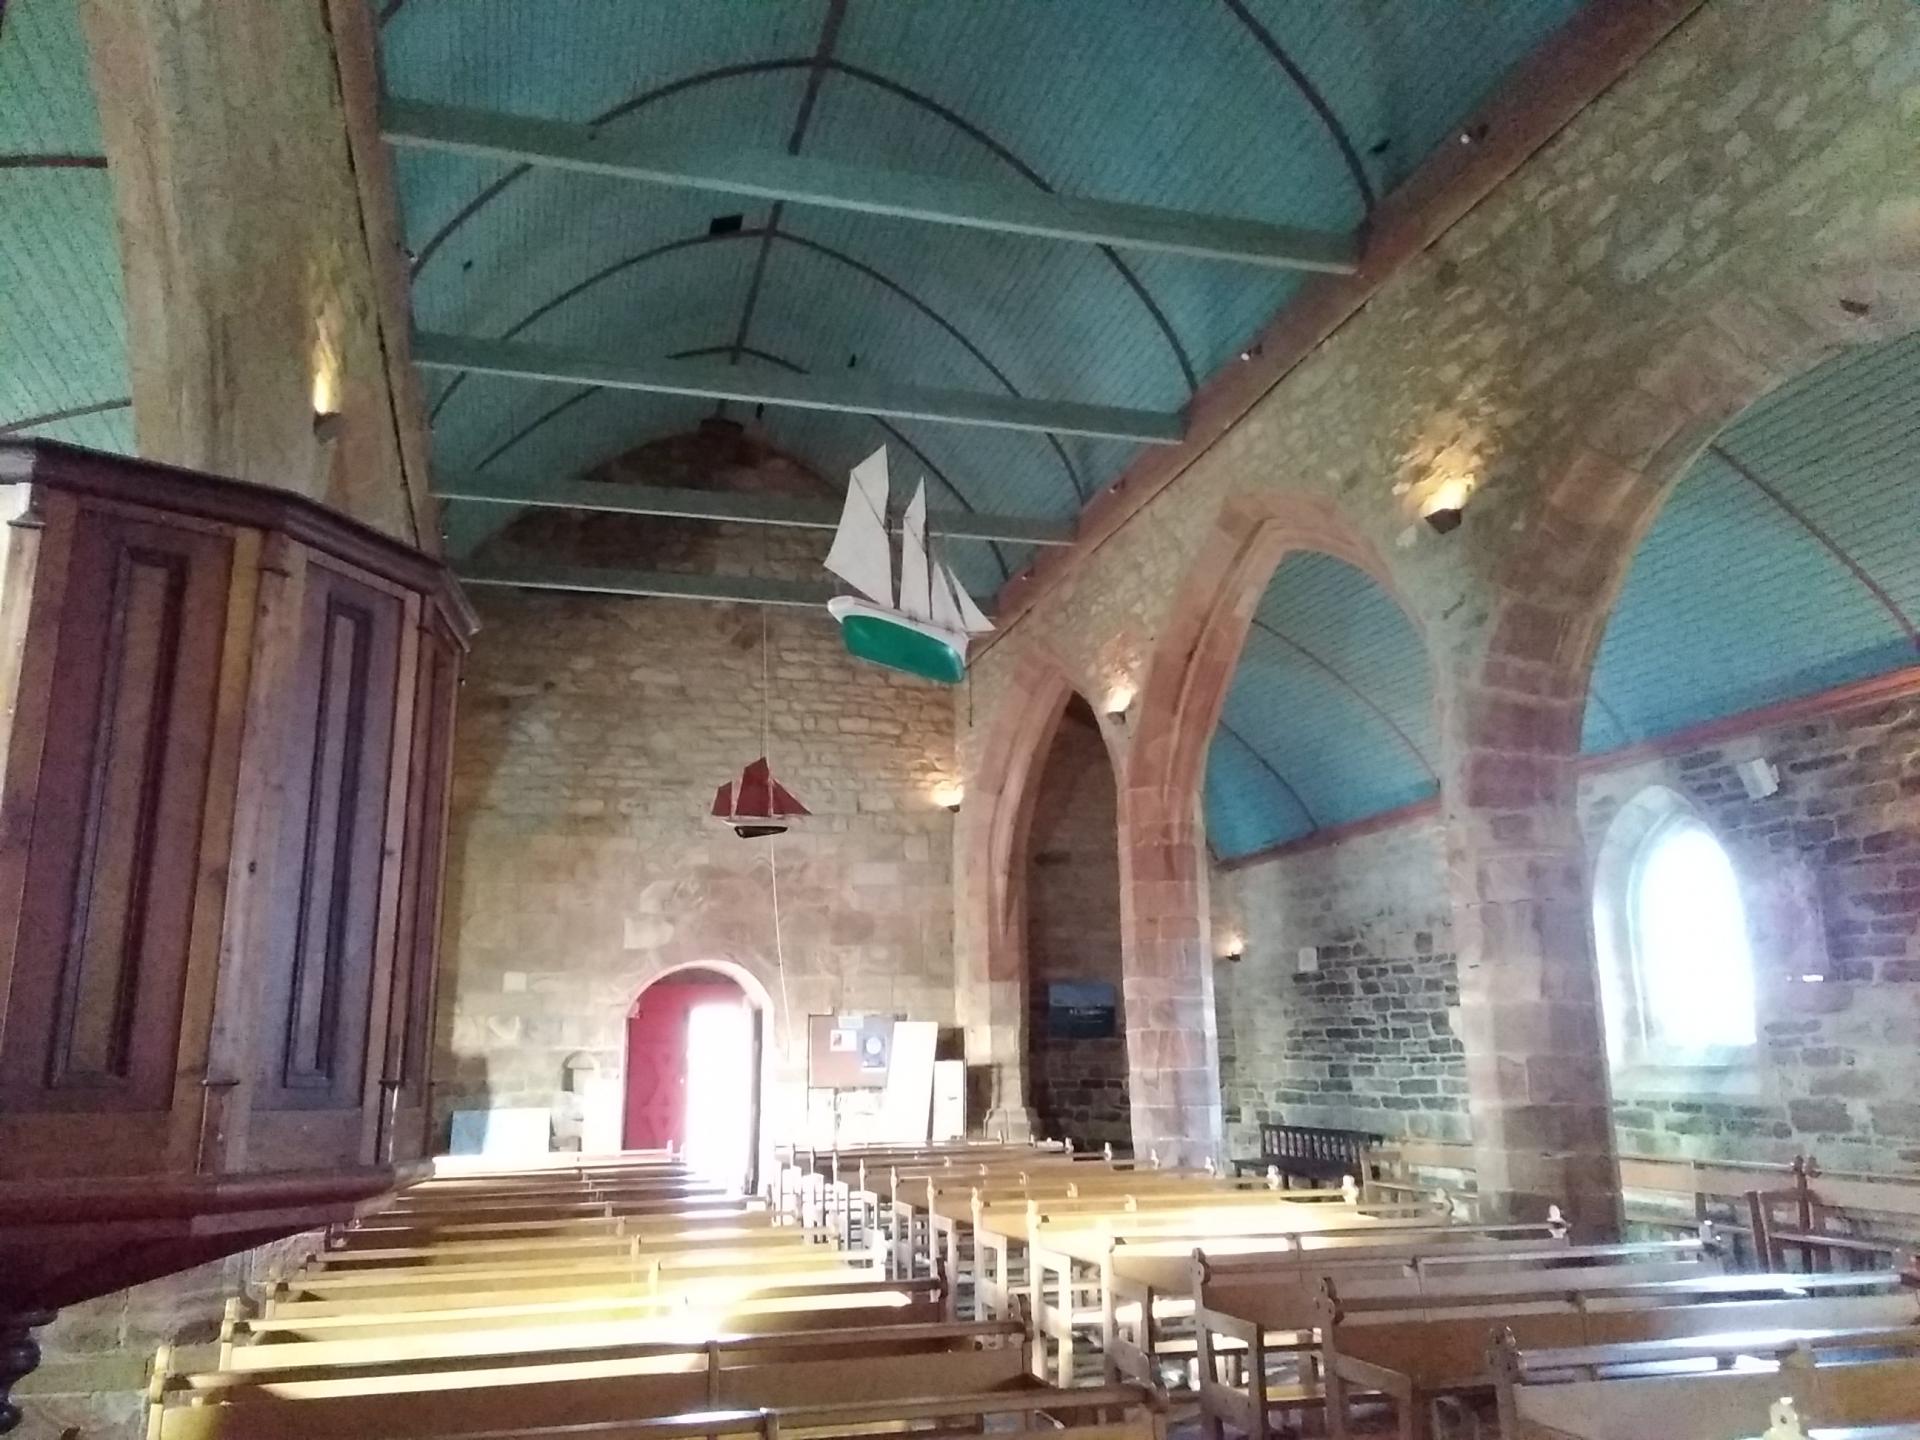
xmin=1419 ymin=477 xmax=1474 ymax=534
xmin=932 ymin=781 xmax=964 ymax=814
xmin=311 ymin=364 xmax=343 ymax=442
xmin=1104 ymin=682 xmax=1136 ymax=720
xmin=1219 ymin=934 xmax=1245 ymax=964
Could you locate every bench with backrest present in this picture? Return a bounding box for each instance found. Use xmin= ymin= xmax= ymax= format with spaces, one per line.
xmin=213 ymin=1282 xmax=953 ymax=1373
xmin=147 ymin=1317 xmax=1045 ymax=1440
xmin=270 ymin=1235 xmax=875 ymax=1306
xmin=1316 ymin=1267 xmax=1920 ymax=1440
xmin=1192 ymin=1234 xmax=1711 ymax=1439
xmin=331 ymin=1204 xmax=777 ymax=1250
xmin=1490 ymin=1315 xmax=1920 ymax=1440
xmin=445 ymin=1384 xmax=1166 ymax=1440
xmin=229 ymin=1274 xmax=947 ymax=1346
xmin=1232 ymin=1123 xmax=1383 ymax=1187
xmin=261 ymin=1257 xmax=911 ymax=1320
xmin=310 ymin=1222 xmax=830 ymax=1270
xmin=1102 ymin=1218 xmax=1565 ymax=1393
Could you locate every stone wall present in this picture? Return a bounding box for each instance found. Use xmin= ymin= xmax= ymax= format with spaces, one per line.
xmin=439 ymin=428 xmax=960 ymax=1155
xmin=956 ymin=0 xmax=1920 ymax=1206
xmin=1577 ymin=683 xmax=1920 ymax=1173
xmin=1024 ymin=706 xmax=1130 ymax=1148
xmin=1212 ymin=817 xmax=1467 ymax=1157
xmin=1209 ymin=677 xmax=1920 ymax=1175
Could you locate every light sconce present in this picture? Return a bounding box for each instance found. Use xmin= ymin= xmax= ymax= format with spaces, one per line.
xmin=932 ymin=781 xmax=964 ymax=814
xmin=311 ymin=363 xmax=343 ymax=442
xmin=1104 ymin=682 xmax=1136 ymax=720
xmin=1220 ymin=935 xmax=1245 ymax=964
xmin=1419 ymin=476 xmax=1474 ymax=534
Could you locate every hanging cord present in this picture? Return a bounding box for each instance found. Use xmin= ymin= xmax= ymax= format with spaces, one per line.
xmin=762 ymin=605 xmax=794 ymax=1050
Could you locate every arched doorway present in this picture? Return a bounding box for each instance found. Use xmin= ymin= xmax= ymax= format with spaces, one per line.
xmin=624 ymin=967 xmax=761 ymax=1188
xmin=1022 ymin=694 xmax=1129 ymax=1151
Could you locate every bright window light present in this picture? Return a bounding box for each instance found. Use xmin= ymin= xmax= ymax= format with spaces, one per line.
xmin=682 ymin=1001 xmax=753 ymax=1187
xmin=1628 ymin=818 xmax=1757 ymax=1050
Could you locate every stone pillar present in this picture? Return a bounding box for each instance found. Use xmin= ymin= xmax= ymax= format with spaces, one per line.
xmin=78 ymin=0 xmax=432 ymax=543
xmin=1118 ymin=794 xmax=1224 ymax=1168
xmin=1444 ymin=663 xmax=1622 ymax=1241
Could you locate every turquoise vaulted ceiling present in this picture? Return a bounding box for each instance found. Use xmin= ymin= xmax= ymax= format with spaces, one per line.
xmin=1582 ymin=328 xmax=1920 ymax=753
xmin=375 ymin=0 xmax=1585 ymax=598
xmin=0 ymin=0 xmax=132 ymax=452
xmin=1205 ymin=553 xmax=1438 ymax=862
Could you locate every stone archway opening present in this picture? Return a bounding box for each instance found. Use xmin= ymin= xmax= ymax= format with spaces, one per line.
xmin=624 ymin=965 xmax=765 ymax=1190
xmin=1021 ymin=694 xmax=1130 ymax=1152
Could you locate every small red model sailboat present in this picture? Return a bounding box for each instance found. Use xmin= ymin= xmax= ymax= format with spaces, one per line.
xmin=710 ymin=757 xmax=811 ymax=838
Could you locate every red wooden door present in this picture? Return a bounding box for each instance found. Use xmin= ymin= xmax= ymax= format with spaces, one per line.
xmin=623 ymin=977 xmax=738 ymax=1150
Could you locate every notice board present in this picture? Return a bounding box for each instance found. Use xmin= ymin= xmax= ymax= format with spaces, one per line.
xmin=807 ymin=1013 xmax=894 ymax=1089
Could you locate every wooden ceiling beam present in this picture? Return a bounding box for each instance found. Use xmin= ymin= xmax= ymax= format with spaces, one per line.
xmin=457 ymin=558 xmax=837 ymax=608
xmin=382 ymin=98 xmax=1358 ymax=274
xmin=413 ymin=332 xmax=1185 ymax=445
xmin=433 ymin=470 xmax=1076 ymax=547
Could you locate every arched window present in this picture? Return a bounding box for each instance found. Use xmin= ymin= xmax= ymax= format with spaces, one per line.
xmin=1593 ymin=789 xmax=1758 ymax=1071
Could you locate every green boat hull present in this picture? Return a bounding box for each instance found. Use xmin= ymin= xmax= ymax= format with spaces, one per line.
xmin=838 ymin=613 xmax=967 ymax=685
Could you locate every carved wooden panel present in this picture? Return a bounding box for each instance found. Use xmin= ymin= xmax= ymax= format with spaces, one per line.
xmin=0 ymin=511 xmax=232 ymax=1110
xmin=381 ymin=622 xmax=460 ymax=1159
xmin=255 ymin=562 xmax=402 ymax=1112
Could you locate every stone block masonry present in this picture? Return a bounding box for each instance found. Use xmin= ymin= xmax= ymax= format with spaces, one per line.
xmin=440 ymin=552 xmax=959 ymax=1152
xmin=1214 ymin=682 xmax=1920 ymax=1177
xmin=1214 ymin=818 xmax=1468 ymax=1158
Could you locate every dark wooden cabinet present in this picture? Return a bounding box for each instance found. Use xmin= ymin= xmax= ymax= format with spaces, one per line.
xmin=0 ymin=441 xmax=473 ymax=1346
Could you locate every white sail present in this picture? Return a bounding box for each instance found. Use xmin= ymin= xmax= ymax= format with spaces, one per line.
xmin=825 ymin=447 xmax=894 ymax=607
xmin=898 ymin=479 xmax=933 ymax=621
xmin=930 ymin=554 xmax=966 ymax=632
xmin=947 ymin=564 xmax=994 ymax=634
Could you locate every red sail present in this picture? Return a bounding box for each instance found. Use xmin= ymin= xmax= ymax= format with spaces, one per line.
xmin=736 ymin=758 xmax=773 ymax=817
xmin=768 ymin=779 xmax=811 ymax=818
xmin=710 ymin=781 xmax=734 ymax=818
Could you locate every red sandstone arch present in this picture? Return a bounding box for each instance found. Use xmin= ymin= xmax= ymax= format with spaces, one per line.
xmin=1122 ymin=491 xmax=1420 ymax=1164
xmin=1450 ymin=219 xmax=1920 ymax=1235
xmin=953 ymin=649 xmax=1077 ymax=1133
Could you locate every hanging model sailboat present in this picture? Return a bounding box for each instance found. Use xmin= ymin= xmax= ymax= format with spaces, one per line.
xmin=823 ymin=448 xmax=993 ymax=685
xmin=710 ymin=757 xmax=811 ymax=838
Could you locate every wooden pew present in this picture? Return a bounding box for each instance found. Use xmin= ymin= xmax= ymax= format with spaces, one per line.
xmin=271 ymin=1240 xmax=870 ymax=1305
xmin=147 ymin=1318 xmax=1044 ymax=1440
xmin=1492 ymin=1321 xmax=1920 ymax=1439
xmin=331 ymin=1205 xmax=777 ymax=1250
xmin=310 ymin=1223 xmax=830 ymax=1269
xmin=213 ymin=1286 xmax=952 ymax=1372
xmin=262 ymin=1260 xmax=910 ymax=1320
xmin=231 ymin=1275 xmax=946 ymax=1344
xmin=1317 ymin=1269 xmax=1920 ymax=1440
xmin=427 ymin=1385 xmax=1166 ymax=1440
xmin=1105 ymin=1218 xmax=1567 ymax=1394
xmin=1192 ymin=1234 xmax=1702 ymax=1439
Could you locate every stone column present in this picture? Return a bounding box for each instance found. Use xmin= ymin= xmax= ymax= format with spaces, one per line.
xmin=1443 ymin=666 xmax=1622 ymax=1241
xmin=1119 ymin=794 xmax=1224 ymax=1168
xmin=77 ymin=0 xmax=432 ymax=544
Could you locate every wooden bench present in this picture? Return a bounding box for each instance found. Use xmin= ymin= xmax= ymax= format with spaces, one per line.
xmin=1317 ymin=1269 xmax=1919 ymax=1440
xmin=331 ymin=1205 xmax=778 ymax=1250
xmin=310 ymin=1222 xmax=830 ymax=1269
xmin=1192 ymin=1234 xmax=1708 ymax=1438
xmin=147 ymin=1317 xmax=1043 ymax=1439
xmin=1232 ymin=1123 xmax=1383 ymax=1188
xmin=1491 ymin=1319 xmax=1920 ymax=1439
xmin=271 ymin=1239 xmax=874 ymax=1305
xmin=423 ymin=1385 xmax=1166 ymax=1440
xmin=231 ymin=1275 xmax=946 ymax=1345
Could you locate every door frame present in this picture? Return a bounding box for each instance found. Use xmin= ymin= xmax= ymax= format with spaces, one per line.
xmin=623 ymin=960 xmax=775 ymax=1191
